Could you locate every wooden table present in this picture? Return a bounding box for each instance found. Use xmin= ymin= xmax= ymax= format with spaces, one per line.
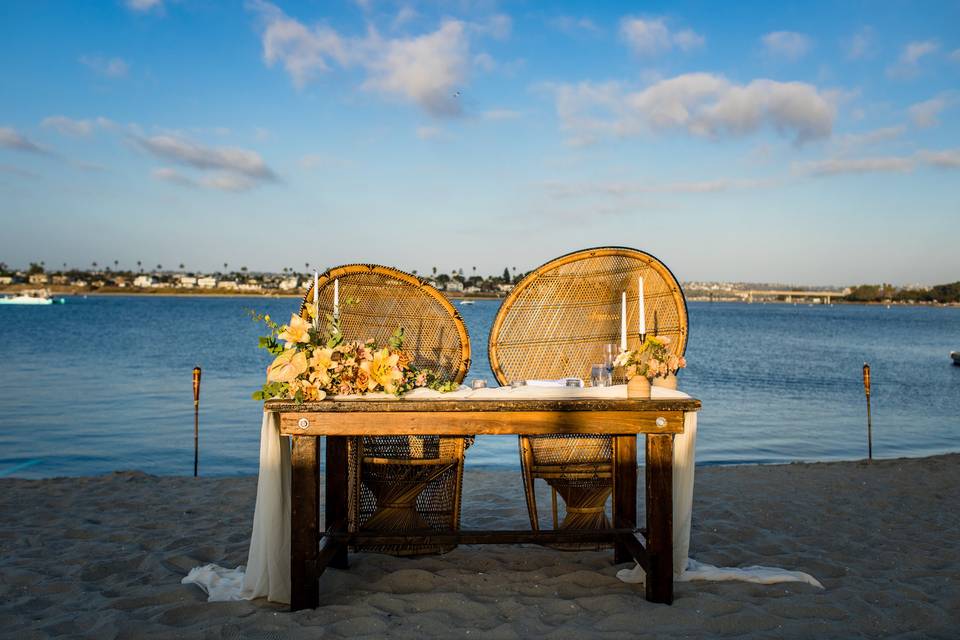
xmin=265 ymin=397 xmax=701 ymax=611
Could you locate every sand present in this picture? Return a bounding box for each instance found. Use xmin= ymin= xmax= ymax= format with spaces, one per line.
xmin=1 ymin=454 xmax=958 ymax=639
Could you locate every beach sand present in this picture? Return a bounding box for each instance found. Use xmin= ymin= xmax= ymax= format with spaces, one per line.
xmin=1 ymin=454 xmax=958 ymax=639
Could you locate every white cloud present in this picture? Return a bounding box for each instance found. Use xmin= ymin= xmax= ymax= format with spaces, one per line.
xmin=887 ymin=40 xmax=939 ymax=78
xmin=673 ymin=29 xmax=706 ymax=52
xmin=545 ymin=177 xmax=765 ymax=198
xmin=137 ymin=134 xmax=276 ymax=190
xmin=551 ymin=73 xmax=835 ymax=146
xmin=845 ymin=26 xmax=874 ymax=60
xmin=248 ymin=1 xmax=479 ymax=118
xmin=126 ymin=0 xmax=164 ymax=12
xmin=0 ymin=127 xmax=45 ymax=153
xmin=549 ymin=16 xmax=600 ymax=36
xmin=79 ymin=55 xmax=130 ymax=78
xmin=834 ymin=125 xmax=906 ymax=151
xmin=762 ymin=31 xmax=812 ymax=61
xmin=799 ymin=149 xmax=960 ymax=176
xmin=473 ymin=52 xmax=495 ymax=72
xmin=619 ymin=17 xmax=704 ymax=56
xmin=153 ymin=167 xmax=257 ymax=192
xmin=800 ymin=156 xmax=913 ymax=176
xmin=909 ymin=96 xmax=947 ymax=128
xmin=41 ymin=116 xmax=115 ymax=137
xmin=363 ymin=21 xmax=469 ymax=117
xmin=469 ymin=14 xmax=511 ymax=40
xmin=249 ymin=0 xmax=347 ymax=89
xmin=902 ymin=40 xmax=939 ymax=64
xmin=917 ymin=149 xmax=960 ymax=168
xmin=392 ymin=6 xmax=417 ymax=31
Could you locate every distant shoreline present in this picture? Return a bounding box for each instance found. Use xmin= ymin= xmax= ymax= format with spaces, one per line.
xmin=2 ymin=286 xmax=957 ymax=307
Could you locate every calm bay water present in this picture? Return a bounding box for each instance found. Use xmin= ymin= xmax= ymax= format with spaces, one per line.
xmin=0 ymin=296 xmax=957 ymax=478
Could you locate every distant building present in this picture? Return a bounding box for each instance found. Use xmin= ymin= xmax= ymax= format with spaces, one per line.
xmin=218 ymin=280 xmax=239 ymax=290
xmin=464 ymin=286 xmax=481 ymax=294
xmin=445 ymin=281 xmax=464 ymax=292
xmin=238 ymin=282 xmax=261 ymax=291
xmin=279 ymin=277 xmax=300 ymax=291
xmin=197 ymin=277 xmax=218 ymax=288
xmin=177 ymin=276 xmax=198 ymax=287
xmin=497 ymin=283 xmax=514 ymax=292
xmin=28 ymin=273 xmax=49 ymax=284
xmin=51 ymin=275 xmax=69 ymax=284
xmin=133 ymin=275 xmax=154 ymax=288
xmin=0 ymin=276 xmax=13 ymax=285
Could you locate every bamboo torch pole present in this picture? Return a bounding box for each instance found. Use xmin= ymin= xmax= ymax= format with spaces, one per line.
xmin=862 ymin=363 xmax=872 ymax=462
xmin=193 ymin=366 xmax=202 ymax=477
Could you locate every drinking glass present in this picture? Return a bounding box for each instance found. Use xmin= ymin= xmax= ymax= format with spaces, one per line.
xmin=471 ymin=379 xmax=488 ymax=389
xmin=604 ymin=343 xmax=618 ymax=375
xmin=590 ymin=364 xmax=611 ymax=387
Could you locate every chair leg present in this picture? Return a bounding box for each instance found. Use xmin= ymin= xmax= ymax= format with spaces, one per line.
xmin=551 ymin=487 xmax=559 ymax=530
xmin=519 ymin=435 xmax=539 ymax=530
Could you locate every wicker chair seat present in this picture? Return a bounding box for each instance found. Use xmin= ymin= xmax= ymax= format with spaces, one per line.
xmin=302 ymin=264 xmax=471 ymax=556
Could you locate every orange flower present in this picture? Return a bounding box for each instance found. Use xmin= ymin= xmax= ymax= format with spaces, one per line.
xmin=277 ymin=314 xmax=311 ymax=346
xmin=359 ymin=348 xmax=403 ymax=393
xmin=267 ymin=349 xmax=308 ymax=383
xmin=308 ymin=347 xmax=335 ymax=387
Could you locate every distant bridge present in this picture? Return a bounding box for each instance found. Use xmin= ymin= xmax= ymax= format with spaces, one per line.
xmin=733 ymin=290 xmax=844 ymax=303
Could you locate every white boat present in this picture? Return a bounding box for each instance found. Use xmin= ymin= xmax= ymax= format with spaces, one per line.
xmin=458 ymin=300 xmax=475 ymax=305
xmin=0 ymin=289 xmax=65 ymax=305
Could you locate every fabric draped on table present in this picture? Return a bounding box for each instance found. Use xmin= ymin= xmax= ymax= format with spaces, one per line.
xmin=183 ymin=386 xmax=821 ymax=604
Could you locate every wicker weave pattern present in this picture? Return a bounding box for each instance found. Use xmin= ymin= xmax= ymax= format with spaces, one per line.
xmin=300 ymin=264 xmax=471 ymax=555
xmin=301 ymin=264 xmax=470 ymax=382
xmin=488 ymin=247 xmax=688 ymax=544
xmin=489 ymin=247 xmax=687 ymax=386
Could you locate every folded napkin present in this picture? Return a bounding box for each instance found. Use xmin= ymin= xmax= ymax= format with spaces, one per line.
xmin=524 ymin=377 xmax=584 ymax=387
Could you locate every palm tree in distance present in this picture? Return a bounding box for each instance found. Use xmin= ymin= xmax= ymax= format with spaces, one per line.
xmin=179 ymin=263 xmax=185 ymax=271
xmin=113 ymin=260 xmax=119 ymax=271
xmin=432 ymin=266 xmax=437 ymax=276
xmin=156 ymin=264 xmax=162 ymax=271
xmin=137 ymin=260 xmax=142 ymax=273
xmin=91 ymin=261 xmax=98 ymax=271
xmin=223 ymin=262 xmax=228 ymax=274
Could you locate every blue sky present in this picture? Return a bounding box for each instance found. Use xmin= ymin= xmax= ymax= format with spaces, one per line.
xmin=1 ymin=0 xmax=958 ymax=285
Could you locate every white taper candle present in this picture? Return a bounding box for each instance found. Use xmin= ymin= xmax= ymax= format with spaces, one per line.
xmin=620 ymin=291 xmax=627 ymax=352
xmin=333 ymin=278 xmax=340 ymax=321
xmin=313 ymin=270 xmax=318 ymax=306
xmin=638 ymin=276 xmax=646 ymax=338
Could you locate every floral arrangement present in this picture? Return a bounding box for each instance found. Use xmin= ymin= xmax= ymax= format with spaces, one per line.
xmin=250 ymin=304 xmax=458 ymax=402
xmin=613 ymin=335 xmax=687 ymax=379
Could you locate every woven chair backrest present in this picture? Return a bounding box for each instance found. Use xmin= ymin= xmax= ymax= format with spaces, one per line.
xmin=488 ymin=247 xmax=687 ymax=385
xmin=300 ymin=264 xmax=470 ymax=384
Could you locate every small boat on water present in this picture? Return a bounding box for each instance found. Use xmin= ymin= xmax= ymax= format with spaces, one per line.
xmin=458 ymin=300 xmax=475 ymax=305
xmin=952 ymin=351 xmax=960 ymax=366
xmin=0 ymin=289 xmax=65 ymax=305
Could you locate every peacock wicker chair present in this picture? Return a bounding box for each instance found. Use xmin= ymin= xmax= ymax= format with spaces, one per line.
xmin=488 ymin=247 xmax=688 ymax=549
xmin=300 ymin=264 xmax=471 ymax=556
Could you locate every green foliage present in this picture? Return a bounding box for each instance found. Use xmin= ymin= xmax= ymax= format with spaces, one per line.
xmin=845 ymin=281 xmax=960 ymax=303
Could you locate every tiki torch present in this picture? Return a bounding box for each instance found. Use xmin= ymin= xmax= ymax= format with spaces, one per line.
xmin=193 ymin=366 xmax=202 ymax=477
xmin=863 ymin=363 xmax=872 ymax=462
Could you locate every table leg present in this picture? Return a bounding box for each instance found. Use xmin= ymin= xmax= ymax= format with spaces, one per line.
xmin=645 ymin=434 xmax=674 ymax=604
xmin=325 ymin=436 xmax=349 ymax=570
xmin=290 ymin=435 xmax=320 ymax=611
xmin=613 ymin=435 xmax=637 ymax=564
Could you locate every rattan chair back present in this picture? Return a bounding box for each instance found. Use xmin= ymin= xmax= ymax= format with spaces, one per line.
xmin=489 ymin=246 xmax=687 ymax=385
xmin=301 ymin=264 xmax=470 ymax=384
xmin=300 ymin=264 xmax=471 ymax=555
